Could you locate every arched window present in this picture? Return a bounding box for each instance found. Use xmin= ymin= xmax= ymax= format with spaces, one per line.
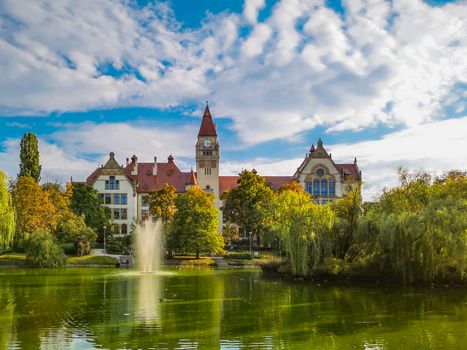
xmin=121 ymin=224 xmax=128 ymax=235
xmin=321 ymin=179 xmax=328 ymax=195
xmin=305 ymin=182 xmax=312 ymax=193
xmin=313 ymin=179 xmax=320 ymax=196
xmin=329 ymin=182 xmax=335 ymax=196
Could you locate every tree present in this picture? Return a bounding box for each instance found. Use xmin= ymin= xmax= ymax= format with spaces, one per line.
xmin=221 ymin=170 xmax=275 ymax=244
xmin=168 ymin=187 xmax=223 ymax=258
xmin=331 ymin=184 xmax=362 ymax=259
xmin=11 ymin=176 xmax=57 ymax=245
xmin=278 ymin=180 xmax=303 ymax=193
xmin=70 ymin=183 xmax=111 ymax=242
xmin=0 ymin=170 xmax=15 ymax=253
xmin=55 ymin=212 xmax=97 ymax=256
xmin=18 ymin=132 xmax=41 ymax=182
xmin=273 ymin=189 xmax=334 ymax=275
xmin=25 ymin=230 xmax=67 ymax=268
xmin=148 ymin=183 xmax=176 ymax=232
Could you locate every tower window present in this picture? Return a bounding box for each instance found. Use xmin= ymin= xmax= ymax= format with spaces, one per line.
xmin=205 ymin=185 xmax=213 ymax=193
xmin=205 ymin=168 xmax=212 ymax=175
xmin=203 ymin=150 xmax=213 ymax=156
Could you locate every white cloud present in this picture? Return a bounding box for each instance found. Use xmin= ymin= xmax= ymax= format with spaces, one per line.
xmin=243 ymin=0 xmax=266 ymax=24
xmin=0 ymin=0 xmax=465 ymax=143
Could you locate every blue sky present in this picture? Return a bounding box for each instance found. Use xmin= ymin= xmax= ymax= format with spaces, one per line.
xmin=0 ymin=0 xmax=466 ymax=200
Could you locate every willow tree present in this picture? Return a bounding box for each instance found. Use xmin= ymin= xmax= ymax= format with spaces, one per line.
xmin=273 ymin=189 xmax=334 ymax=276
xmin=356 ymin=169 xmax=467 ymax=284
xmin=18 ymin=132 xmax=41 ymax=182
xmin=0 ymin=170 xmax=15 ymax=253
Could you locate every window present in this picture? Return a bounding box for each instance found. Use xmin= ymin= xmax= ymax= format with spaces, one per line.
xmin=205 ymin=168 xmax=211 ymax=175
xmin=104 ymin=193 xmax=111 ymax=205
xmin=329 ymin=182 xmax=335 ymax=196
xmin=121 ymin=193 xmax=127 ymax=205
xmin=305 ymin=182 xmax=312 ymax=193
xmin=205 ymin=185 xmax=213 ymax=193
xmin=321 ymin=179 xmax=328 ymax=195
xmin=203 ymin=150 xmax=212 ymax=156
xmin=105 ymin=176 xmax=120 ymax=190
xmin=121 ymin=224 xmax=128 ymax=234
xmin=313 ymin=179 xmax=320 ymax=196
xmin=113 ymin=224 xmax=120 ymax=234
xmin=316 ymin=168 xmax=325 ymax=177
xmin=114 ymin=194 xmax=120 ymax=205
xmin=121 ymin=209 xmax=127 ymax=220
xmin=114 ymin=208 xmax=120 ymax=219
xmin=142 ymin=195 xmax=149 ymax=207
xmin=141 ymin=209 xmax=149 ymax=219
xmin=98 ymin=193 xmax=104 ymax=204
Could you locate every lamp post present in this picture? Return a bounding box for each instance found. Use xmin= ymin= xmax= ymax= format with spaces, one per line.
xmin=249 ymin=231 xmax=252 ymax=254
xmin=103 ymin=225 xmax=106 ymax=255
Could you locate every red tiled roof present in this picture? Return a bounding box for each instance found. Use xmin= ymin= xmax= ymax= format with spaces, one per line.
xmin=264 ymin=176 xmax=295 ymax=190
xmin=336 ymin=164 xmax=361 ymax=181
xmin=86 ymin=168 xmax=102 ymax=185
xmin=198 ymin=105 xmax=217 ymax=136
xmin=186 ymin=170 xmax=199 ymax=186
xmin=219 ymin=175 xmax=294 ymax=194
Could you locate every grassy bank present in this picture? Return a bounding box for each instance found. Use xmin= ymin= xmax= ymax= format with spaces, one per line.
xmin=0 ymin=253 xmax=118 ymax=267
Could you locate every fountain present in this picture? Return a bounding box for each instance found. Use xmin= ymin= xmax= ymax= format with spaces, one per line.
xmin=134 ymin=219 xmax=163 ymax=273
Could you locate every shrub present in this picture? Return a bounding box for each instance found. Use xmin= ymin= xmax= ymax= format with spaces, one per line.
xmin=223 ymin=252 xmax=253 ymax=260
xmin=58 ymin=242 xmax=76 ymax=255
xmin=26 ymin=230 xmax=67 ymax=268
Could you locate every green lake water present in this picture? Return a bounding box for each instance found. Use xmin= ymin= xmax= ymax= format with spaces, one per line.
xmin=0 ymin=268 xmax=466 ymax=349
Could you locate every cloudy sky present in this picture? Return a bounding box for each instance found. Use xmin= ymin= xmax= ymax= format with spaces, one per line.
xmin=0 ymin=0 xmax=466 ymax=200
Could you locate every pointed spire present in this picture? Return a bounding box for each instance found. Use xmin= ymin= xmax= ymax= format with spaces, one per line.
xmin=198 ymin=102 xmax=217 ymax=137
xmin=317 ymin=138 xmax=323 ymax=147
xmin=354 ymin=157 xmax=357 ymax=164
xmin=168 ymin=154 xmax=174 ymax=163
xmin=309 ymin=144 xmax=315 ymax=153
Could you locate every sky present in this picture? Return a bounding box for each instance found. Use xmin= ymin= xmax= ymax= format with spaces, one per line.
xmin=0 ymin=0 xmax=466 ymax=201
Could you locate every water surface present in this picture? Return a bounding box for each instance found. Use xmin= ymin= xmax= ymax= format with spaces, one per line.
xmin=0 ymin=268 xmax=466 ymax=349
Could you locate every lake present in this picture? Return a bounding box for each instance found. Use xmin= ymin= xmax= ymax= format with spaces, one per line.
xmin=0 ymin=268 xmax=466 ymax=349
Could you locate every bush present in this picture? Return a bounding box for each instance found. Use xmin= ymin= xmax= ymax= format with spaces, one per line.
xmin=224 ymin=252 xmax=253 ymax=260
xmin=26 ymin=231 xmax=67 ymax=268
xmin=106 ymin=236 xmax=132 ymax=254
xmin=58 ymin=242 xmax=76 ymax=255
xmin=68 ymin=255 xmax=118 ymax=266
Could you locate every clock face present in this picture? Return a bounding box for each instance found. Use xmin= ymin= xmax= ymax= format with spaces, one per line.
xmin=203 ymin=139 xmax=212 ymax=147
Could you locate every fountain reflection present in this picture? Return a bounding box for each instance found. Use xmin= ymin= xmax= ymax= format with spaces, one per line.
xmin=136 ymin=274 xmax=162 ymax=326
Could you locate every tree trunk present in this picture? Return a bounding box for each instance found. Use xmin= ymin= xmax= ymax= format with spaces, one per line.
xmin=196 ymin=250 xmax=200 ymax=259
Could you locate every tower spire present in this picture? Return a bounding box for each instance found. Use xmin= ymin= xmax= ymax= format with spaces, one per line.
xmin=198 ymin=102 xmax=217 ymax=137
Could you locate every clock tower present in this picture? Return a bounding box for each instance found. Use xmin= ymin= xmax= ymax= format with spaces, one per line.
xmin=196 ymin=102 xmax=220 ymax=209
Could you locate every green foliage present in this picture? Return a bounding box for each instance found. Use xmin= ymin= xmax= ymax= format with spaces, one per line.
xmin=168 ymin=187 xmax=224 ymax=258
xmin=18 ymin=132 xmax=41 ymax=182
xmin=356 ymin=169 xmax=467 ymax=284
xmin=222 ymin=222 xmax=239 ymax=245
xmin=70 ymin=183 xmax=111 ymax=242
xmin=25 ymin=230 xmax=67 ymax=268
xmin=223 ymin=252 xmax=253 ymax=260
xmin=0 ymin=170 xmax=15 ymax=253
xmin=148 ymin=183 xmax=176 ymax=231
xmin=221 ymin=170 xmax=275 ymax=242
xmin=55 ymin=213 xmax=97 ymax=256
xmin=106 ymin=235 xmax=132 ymax=255
xmin=67 ymin=255 xmax=117 ymax=266
xmin=272 ymin=189 xmax=334 ymax=276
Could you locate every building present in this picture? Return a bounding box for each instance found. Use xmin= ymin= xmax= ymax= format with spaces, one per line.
xmin=85 ymin=104 xmax=361 ymax=234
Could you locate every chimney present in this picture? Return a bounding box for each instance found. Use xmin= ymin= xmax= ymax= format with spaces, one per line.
xmin=131 ymin=154 xmax=138 ymax=176
xmin=153 ymin=156 xmax=158 ymax=176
